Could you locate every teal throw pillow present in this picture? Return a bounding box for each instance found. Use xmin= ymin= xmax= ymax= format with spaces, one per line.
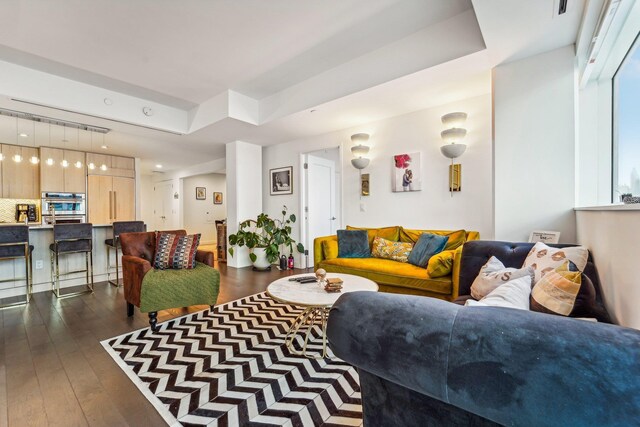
xmin=407 ymin=233 xmax=449 ymax=267
xmin=337 ymin=229 xmax=370 ymax=258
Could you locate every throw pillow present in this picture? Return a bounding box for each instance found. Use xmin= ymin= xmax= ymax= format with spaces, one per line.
xmin=465 ymin=275 xmax=532 ymax=310
xmin=470 ymin=256 xmax=534 ymax=300
xmin=371 ymin=237 xmax=413 ymax=263
xmin=407 ymin=233 xmax=449 ymax=267
xmin=154 ymin=232 xmax=201 ymax=270
xmin=426 ymin=250 xmax=456 ymax=277
xmin=530 ymin=261 xmax=589 ymax=316
xmin=322 ymin=239 xmax=339 ymax=260
xmin=522 ymin=242 xmax=589 ymax=283
xmin=337 ymin=229 xmax=370 ymax=258
xmin=346 ymin=225 xmax=401 ymax=248
xmin=399 ymin=228 xmax=467 ymax=251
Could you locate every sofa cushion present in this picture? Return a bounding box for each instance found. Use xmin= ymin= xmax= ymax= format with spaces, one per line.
xmin=154 ymin=232 xmax=201 ymax=270
xmin=322 ymin=239 xmax=339 ymax=260
xmin=346 ymin=225 xmax=401 ymax=247
xmin=400 ymin=228 xmax=466 ymax=251
xmin=531 ymin=261 xmax=584 ymax=316
xmin=408 ymin=233 xmax=449 ymax=267
xmin=337 ymin=229 xmax=370 ymax=258
xmin=372 ymin=237 xmax=413 ymax=263
xmin=522 ymin=242 xmax=589 ymax=284
xmin=319 ymin=257 xmax=452 ymax=295
xmin=465 ymin=275 xmax=532 ymax=310
xmin=470 ymin=256 xmax=534 ymax=300
xmin=426 ymin=249 xmax=456 ymax=278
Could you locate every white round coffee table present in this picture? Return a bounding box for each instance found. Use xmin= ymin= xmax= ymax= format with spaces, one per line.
xmin=267 ymin=273 xmax=378 ymax=359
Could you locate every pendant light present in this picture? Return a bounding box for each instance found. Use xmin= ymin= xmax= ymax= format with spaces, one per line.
xmin=88 ymin=130 xmax=96 ymax=170
xmin=13 ymin=118 xmax=22 ymax=163
xmin=61 ymin=125 xmax=69 ymax=168
xmin=100 ymin=133 xmax=108 ymax=171
xmin=29 ymin=119 xmax=40 ymax=164
xmin=74 ymin=128 xmax=82 ymax=168
xmin=46 ymin=124 xmax=54 ymax=166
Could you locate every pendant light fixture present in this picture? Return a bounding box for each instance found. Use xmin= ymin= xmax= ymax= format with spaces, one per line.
xmin=74 ymin=128 xmax=82 ymax=168
xmin=13 ymin=117 xmax=22 ymax=163
xmin=46 ymin=124 xmax=54 ymax=166
xmin=88 ymin=130 xmax=96 ymax=170
xmin=29 ymin=119 xmax=39 ymax=164
xmin=61 ymin=125 xmax=69 ymax=168
xmin=100 ymin=133 xmax=108 ymax=171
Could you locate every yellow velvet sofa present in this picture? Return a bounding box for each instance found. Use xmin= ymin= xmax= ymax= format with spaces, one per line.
xmin=314 ymin=226 xmax=480 ymax=301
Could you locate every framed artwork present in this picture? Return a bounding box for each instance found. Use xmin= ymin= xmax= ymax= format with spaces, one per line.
xmin=214 ymin=192 xmax=223 ymax=204
xmin=529 ymin=231 xmax=561 ymax=244
xmin=393 ymin=152 xmax=422 ymax=192
xmin=270 ymin=166 xmax=293 ymax=195
xmin=195 ymin=187 xmax=206 ymax=200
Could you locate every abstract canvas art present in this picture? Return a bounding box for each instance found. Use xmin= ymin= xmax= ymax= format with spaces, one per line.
xmin=393 ymin=152 xmax=421 ymax=192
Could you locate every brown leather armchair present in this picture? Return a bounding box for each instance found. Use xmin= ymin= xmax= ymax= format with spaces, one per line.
xmin=119 ymin=230 xmax=218 ymax=330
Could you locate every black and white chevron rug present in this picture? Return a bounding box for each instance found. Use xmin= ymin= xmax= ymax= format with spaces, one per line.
xmin=101 ymin=292 xmax=362 ymax=426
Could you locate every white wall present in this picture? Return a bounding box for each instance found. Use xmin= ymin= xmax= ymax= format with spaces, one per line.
xmin=263 ymin=94 xmax=493 ymax=265
xmin=576 ymin=208 xmax=640 ymax=329
xmin=139 ymin=173 xmax=154 ymax=226
xmin=493 ymin=46 xmax=577 ymax=243
xmin=182 ymin=173 xmax=226 ymax=244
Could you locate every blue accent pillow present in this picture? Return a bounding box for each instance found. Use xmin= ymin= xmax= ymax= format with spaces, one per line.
xmin=407 ymin=233 xmax=449 ymax=267
xmin=337 ymin=229 xmax=370 ymax=258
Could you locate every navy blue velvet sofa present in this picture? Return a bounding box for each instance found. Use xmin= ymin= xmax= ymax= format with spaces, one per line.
xmin=327 ymin=241 xmax=640 ymax=426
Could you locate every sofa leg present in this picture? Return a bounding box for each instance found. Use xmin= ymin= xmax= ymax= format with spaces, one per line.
xmin=127 ymin=302 xmax=134 ymax=317
xmin=149 ymin=312 xmax=158 ymax=331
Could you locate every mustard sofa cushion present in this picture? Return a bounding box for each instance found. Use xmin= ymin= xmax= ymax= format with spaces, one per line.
xmin=319 ymin=257 xmax=452 ymax=295
xmin=426 ymin=250 xmax=456 ymax=278
xmin=400 ymin=228 xmax=466 ymax=251
xmin=346 ymin=225 xmax=401 ymax=247
xmin=322 ymin=239 xmax=339 ymax=260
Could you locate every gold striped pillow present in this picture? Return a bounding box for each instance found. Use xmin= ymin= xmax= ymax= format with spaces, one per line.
xmin=530 ymin=261 xmax=581 ymax=316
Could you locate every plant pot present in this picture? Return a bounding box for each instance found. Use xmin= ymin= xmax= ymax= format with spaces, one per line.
xmin=251 ymin=247 xmax=271 ymax=270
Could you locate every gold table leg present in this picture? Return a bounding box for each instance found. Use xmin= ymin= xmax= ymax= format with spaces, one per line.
xmin=285 ymin=306 xmax=331 ymax=359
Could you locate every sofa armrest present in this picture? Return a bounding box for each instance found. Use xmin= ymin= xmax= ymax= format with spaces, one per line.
xmin=196 ymin=249 xmax=215 ymax=267
xmin=451 ymin=245 xmax=464 ymax=299
xmin=328 ymin=292 xmax=640 ymax=426
xmin=122 ymin=255 xmax=152 ymax=307
xmin=314 ymin=235 xmax=337 ymax=270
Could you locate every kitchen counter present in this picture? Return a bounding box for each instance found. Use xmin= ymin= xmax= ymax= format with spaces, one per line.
xmin=0 ymin=223 xmax=114 ymax=230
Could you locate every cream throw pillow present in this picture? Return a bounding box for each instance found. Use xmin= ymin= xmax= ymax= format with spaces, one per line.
xmin=522 ymin=242 xmax=588 ymax=284
xmin=531 ymin=261 xmax=582 ymax=316
xmin=465 ymin=275 xmax=532 ymax=310
xmin=470 ymin=256 xmax=534 ymax=300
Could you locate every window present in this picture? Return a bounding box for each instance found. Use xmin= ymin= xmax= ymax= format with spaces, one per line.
xmin=613 ymin=34 xmax=640 ymax=201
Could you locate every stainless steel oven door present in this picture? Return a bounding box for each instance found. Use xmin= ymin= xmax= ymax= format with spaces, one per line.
xmin=42 ymin=215 xmax=86 ymax=225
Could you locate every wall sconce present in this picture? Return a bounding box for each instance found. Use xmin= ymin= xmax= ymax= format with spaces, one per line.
xmin=440 ymin=112 xmax=467 ymax=196
xmin=350 ymin=133 xmax=370 ymax=170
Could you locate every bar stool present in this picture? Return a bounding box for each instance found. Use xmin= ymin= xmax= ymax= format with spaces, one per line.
xmin=105 ymin=221 xmax=146 ymax=287
xmin=50 ymin=223 xmax=94 ymax=298
xmin=0 ymin=225 xmax=33 ymax=308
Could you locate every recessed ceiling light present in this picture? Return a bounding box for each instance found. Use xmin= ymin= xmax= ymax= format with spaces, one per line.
xmin=101 ymin=145 xmax=108 ymax=149
xmin=104 ymin=98 xmax=113 ymax=106
xmin=155 ymin=164 xmax=163 ymax=169
xmin=19 ymin=133 xmax=28 ymax=138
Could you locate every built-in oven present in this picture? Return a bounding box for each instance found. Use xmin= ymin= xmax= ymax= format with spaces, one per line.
xmin=41 ymin=192 xmax=86 ymax=224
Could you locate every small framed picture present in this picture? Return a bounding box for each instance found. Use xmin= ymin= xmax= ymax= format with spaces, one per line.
xmin=270 ymin=166 xmax=293 ymax=195
xmin=529 ymin=231 xmax=561 ymax=244
xmin=195 ymin=187 xmax=206 ymax=200
xmin=214 ymin=192 xmax=223 ymax=204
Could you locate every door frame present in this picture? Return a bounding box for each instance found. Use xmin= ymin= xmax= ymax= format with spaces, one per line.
xmin=299 ymin=145 xmax=344 ymax=269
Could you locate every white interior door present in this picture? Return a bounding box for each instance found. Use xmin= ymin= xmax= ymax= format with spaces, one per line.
xmin=153 ymin=181 xmax=176 ymax=230
xmin=306 ymin=154 xmax=337 ymax=264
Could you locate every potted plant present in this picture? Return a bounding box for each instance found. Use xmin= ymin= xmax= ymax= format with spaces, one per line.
xmin=228 ymin=206 xmax=305 ymax=270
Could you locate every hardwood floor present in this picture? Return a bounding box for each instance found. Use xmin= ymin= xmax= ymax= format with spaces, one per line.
xmin=0 ymin=262 xmax=306 ymax=426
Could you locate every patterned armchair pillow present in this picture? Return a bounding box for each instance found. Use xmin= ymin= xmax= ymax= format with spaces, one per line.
xmin=371 ymin=237 xmax=413 ymax=263
xmin=154 ymin=233 xmax=201 ymax=269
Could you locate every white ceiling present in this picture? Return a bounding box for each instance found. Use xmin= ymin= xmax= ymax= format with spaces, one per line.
xmin=0 ymin=0 xmax=589 ymax=174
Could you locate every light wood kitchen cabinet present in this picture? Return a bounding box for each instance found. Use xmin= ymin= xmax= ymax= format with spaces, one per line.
xmin=86 ymin=153 xmax=134 ymax=178
xmin=40 ymin=147 xmax=87 ymax=193
xmin=1 ymin=144 xmax=40 ymax=199
xmin=88 ymin=175 xmax=135 ymax=224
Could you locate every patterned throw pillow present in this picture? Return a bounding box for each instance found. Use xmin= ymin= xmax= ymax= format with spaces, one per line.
xmin=522 ymin=242 xmax=588 ymax=284
xmin=470 ymin=256 xmax=534 ymax=300
xmin=371 ymin=237 xmax=413 ymax=263
xmin=154 ymin=233 xmax=201 ymax=270
xmin=530 ymin=261 xmax=583 ymax=316
xmin=465 ymin=275 xmax=532 ymax=310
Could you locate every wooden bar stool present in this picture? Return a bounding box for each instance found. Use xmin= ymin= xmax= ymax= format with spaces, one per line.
xmin=0 ymin=225 xmax=33 ymax=309
xmin=105 ymin=221 xmax=146 ymax=287
xmin=50 ymin=223 xmax=94 ymax=298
